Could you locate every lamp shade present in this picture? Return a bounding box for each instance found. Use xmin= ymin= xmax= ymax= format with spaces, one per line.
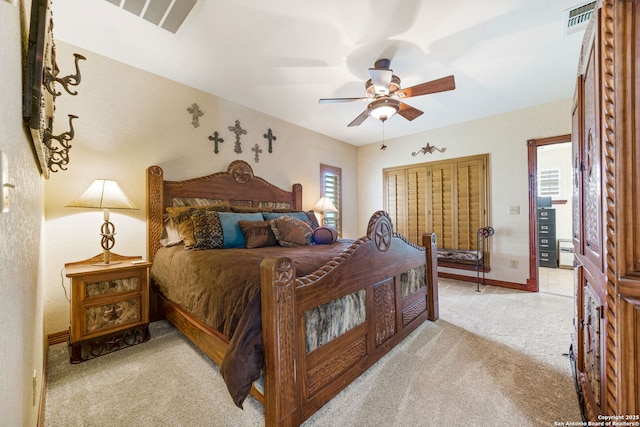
xmin=313 ymin=197 xmax=338 ymax=213
xmin=66 ymin=179 xmax=137 ymax=210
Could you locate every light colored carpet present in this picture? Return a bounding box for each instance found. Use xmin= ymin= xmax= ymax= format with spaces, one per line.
xmin=45 ymin=278 xmax=582 ymax=426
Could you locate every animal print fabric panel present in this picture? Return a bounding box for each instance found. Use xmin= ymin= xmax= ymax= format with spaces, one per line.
xmin=401 ymin=265 xmax=426 ymax=298
xmin=305 ymin=289 xmax=366 ymax=353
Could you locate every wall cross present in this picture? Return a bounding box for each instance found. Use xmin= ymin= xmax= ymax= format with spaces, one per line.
xmin=187 ymin=103 xmax=203 ymax=128
xmin=208 ymin=131 xmax=224 ymax=154
xmin=263 ymin=128 xmax=277 ymax=153
xmin=252 ymin=144 xmax=263 ymax=163
xmin=228 ymin=120 xmax=247 ymax=154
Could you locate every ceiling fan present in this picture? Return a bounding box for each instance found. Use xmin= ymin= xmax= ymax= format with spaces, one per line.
xmin=319 ymin=59 xmax=456 ymax=127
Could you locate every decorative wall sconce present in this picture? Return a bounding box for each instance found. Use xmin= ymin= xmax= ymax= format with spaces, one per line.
xmin=411 ymin=143 xmax=447 ymax=156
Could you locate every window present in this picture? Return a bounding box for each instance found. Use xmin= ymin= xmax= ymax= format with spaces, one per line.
xmin=320 ymin=164 xmax=342 ymax=235
xmin=538 ymin=169 xmax=560 ymax=196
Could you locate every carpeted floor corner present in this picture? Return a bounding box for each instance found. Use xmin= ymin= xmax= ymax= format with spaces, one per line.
xmin=45 ymin=279 xmax=582 ymax=426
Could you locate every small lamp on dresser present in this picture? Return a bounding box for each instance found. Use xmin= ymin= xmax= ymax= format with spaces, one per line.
xmin=313 ymin=196 xmax=338 ymax=226
xmin=66 ymin=179 xmax=137 ymax=265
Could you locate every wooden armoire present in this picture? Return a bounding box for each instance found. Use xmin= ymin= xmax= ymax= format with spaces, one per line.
xmin=571 ymin=0 xmax=639 ymax=418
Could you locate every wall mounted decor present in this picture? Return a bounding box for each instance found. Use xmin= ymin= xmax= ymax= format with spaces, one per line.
xmin=251 ymin=144 xmax=262 ymax=163
xmin=187 ymin=103 xmax=203 ymax=128
xmin=45 ymin=114 xmax=77 ymax=172
xmin=228 ymin=120 xmax=247 ymax=154
xmin=23 ymin=0 xmax=84 ymax=177
xmin=263 ymin=128 xmax=277 ymax=153
xmin=208 ymin=131 xmax=224 ymax=154
xmin=44 ymin=53 xmax=85 ymax=96
xmin=411 ymin=143 xmax=446 ymax=156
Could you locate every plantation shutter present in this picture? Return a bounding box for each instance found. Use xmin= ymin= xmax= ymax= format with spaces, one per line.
xmin=456 ymin=159 xmax=484 ymax=250
xmin=322 ymin=172 xmax=340 ymax=230
xmin=429 ymin=163 xmax=455 ymax=248
xmin=384 ymin=169 xmax=407 ymax=237
xmin=384 ymin=154 xmax=488 ymax=253
xmin=406 ymin=166 xmax=428 ymax=244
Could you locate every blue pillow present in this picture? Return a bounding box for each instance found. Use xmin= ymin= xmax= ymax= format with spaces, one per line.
xmin=217 ymin=212 xmax=264 ymax=248
xmin=263 ymin=211 xmax=311 ymax=223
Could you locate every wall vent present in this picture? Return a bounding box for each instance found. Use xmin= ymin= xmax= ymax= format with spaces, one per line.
xmin=104 ymin=0 xmax=198 ymax=34
xmin=562 ymin=1 xmax=596 ymax=36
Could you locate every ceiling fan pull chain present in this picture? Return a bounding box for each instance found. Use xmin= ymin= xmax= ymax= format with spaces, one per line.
xmin=380 ymin=121 xmax=387 ymax=150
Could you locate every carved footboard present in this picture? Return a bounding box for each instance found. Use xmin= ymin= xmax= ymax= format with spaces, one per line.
xmin=260 ymin=211 xmax=438 ymax=426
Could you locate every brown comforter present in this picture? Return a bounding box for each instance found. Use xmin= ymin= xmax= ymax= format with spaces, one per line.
xmin=150 ymin=240 xmax=354 ymax=407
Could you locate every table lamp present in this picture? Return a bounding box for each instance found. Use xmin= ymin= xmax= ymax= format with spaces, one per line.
xmin=66 ymin=179 xmax=137 ymax=265
xmin=313 ymin=196 xmax=338 ymax=226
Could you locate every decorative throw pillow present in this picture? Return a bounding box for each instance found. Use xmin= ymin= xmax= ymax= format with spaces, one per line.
xmin=190 ymin=209 xmax=224 ymax=250
xmin=217 ymin=212 xmax=264 ymax=248
xmin=305 ymin=210 xmax=320 ymax=230
xmin=263 ymin=211 xmax=314 ymax=227
xmin=313 ymin=226 xmax=338 ymax=245
xmin=270 ymin=216 xmax=313 ymax=247
xmin=166 ymin=203 xmax=230 ymax=248
xmin=238 ymin=220 xmax=278 ymax=248
xmin=159 ymin=214 xmax=183 ymax=247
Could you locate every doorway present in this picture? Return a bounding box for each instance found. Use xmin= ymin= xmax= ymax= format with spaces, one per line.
xmin=526 ymin=134 xmax=572 ymax=293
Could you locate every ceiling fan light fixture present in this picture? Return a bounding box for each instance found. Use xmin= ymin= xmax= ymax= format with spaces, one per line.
xmin=368 ymin=98 xmax=400 ymax=122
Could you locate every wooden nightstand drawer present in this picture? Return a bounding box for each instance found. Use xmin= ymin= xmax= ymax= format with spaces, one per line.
xmin=65 ymin=253 xmax=151 ymax=363
xmin=85 ymin=275 xmax=140 ymax=298
xmin=84 ymin=296 xmax=142 ymax=335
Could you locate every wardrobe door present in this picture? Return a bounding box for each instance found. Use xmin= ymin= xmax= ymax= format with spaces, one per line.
xmin=580 ymin=24 xmax=604 ymax=274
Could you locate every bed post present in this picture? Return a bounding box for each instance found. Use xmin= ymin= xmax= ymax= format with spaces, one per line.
xmin=424 ymin=232 xmax=439 ymax=320
xmin=260 ymin=257 xmax=299 ymax=427
xmin=146 ymin=166 xmax=164 ymax=263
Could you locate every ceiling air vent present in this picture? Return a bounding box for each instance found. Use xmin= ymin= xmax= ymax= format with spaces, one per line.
xmin=104 ymin=0 xmax=198 ymax=34
xmin=562 ymin=1 xmax=596 ymax=36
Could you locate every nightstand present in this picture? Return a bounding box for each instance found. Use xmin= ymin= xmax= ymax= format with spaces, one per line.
xmin=65 ymin=253 xmax=151 ymax=363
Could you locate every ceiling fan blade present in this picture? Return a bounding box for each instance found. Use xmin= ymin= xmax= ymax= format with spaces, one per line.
xmin=368 ymin=68 xmax=393 ymax=95
xmin=347 ymin=109 xmax=370 ymax=127
xmin=395 ymin=75 xmax=456 ymax=99
xmin=319 ymin=97 xmax=369 ymax=104
xmin=398 ymin=102 xmax=424 ymax=121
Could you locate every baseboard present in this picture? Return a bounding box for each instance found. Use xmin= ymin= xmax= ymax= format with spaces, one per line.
xmin=438 ymin=271 xmax=532 ymax=291
xmin=37 ymin=346 xmax=46 ymax=427
xmin=48 ymin=330 xmax=69 ymax=346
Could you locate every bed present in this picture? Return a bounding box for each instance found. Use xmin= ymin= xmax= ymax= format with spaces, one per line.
xmin=146 ymin=160 xmax=439 ymax=426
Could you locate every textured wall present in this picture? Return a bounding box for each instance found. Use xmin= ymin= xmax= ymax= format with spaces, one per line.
xmin=44 ymin=41 xmax=358 ymax=335
xmin=0 ymin=0 xmax=46 ymax=425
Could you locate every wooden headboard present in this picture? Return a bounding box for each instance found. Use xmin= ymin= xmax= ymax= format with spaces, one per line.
xmin=146 ymin=160 xmax=303 ymax=261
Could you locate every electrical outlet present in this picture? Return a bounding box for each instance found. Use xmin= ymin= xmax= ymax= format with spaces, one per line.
xmin=508 ymin=205 xmax=520 ymax=215
xmin=510 ymin=260 xmax=518 ymax=268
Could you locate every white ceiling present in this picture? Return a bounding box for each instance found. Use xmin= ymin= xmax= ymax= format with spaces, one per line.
xmin=51 ymin=0 xmax=585 ymax=146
